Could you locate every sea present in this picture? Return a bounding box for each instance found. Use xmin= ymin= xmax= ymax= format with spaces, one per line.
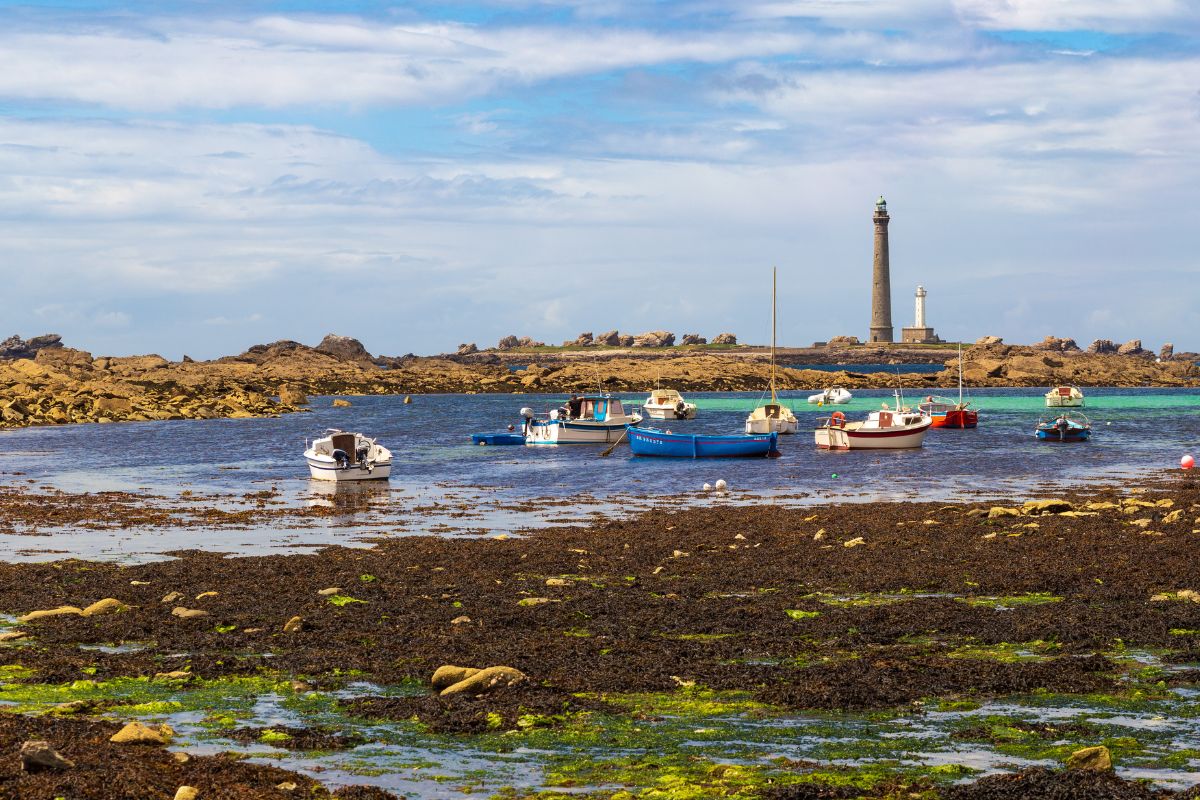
xmin=0 ymin=386 xmax=1197 ymax=561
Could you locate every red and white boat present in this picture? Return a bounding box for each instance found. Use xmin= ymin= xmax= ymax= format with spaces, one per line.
xmin=814 ymin=396 xmax=932 ymax=450
xmin=918 ymin=345 xmax=979 ymax=429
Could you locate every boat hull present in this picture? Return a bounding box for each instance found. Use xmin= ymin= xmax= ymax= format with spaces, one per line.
xmin=627 ymin=427 xmax=778 ymax=458
xmin=524 ymin=419 xmax=635 ymax=445
xmin=745 ymin=417 xmax=798 ymax=435
xmin=814 ymin=420 xmax=931 ymax=450
xmin=471 ymin=432 xmax=526 ymax=446
xmin=306 ymin=458 xmax=392 ymax=481
xmin=1045 ymin=397 xmax=1084 ymax=408
xmin=644 ymin=404 xmax=697 ymax=420
xmin=929 ymin=409 xmax=978 ymax=429
xmin=1035 ymin=427 xmax=1090 ymax=441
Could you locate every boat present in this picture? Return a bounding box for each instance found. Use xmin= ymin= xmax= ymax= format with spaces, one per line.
xmin=807 ymin=387 xmax=852 ymax=405
xmin=627 ymin=426 xmax=779 ymax=458
xmin=919 ymin=345 xmax=979 ymax=428
xmin=471 ymin=432 xmax=526 ymax=446
xmin=521 ymin=394 xmax=642 ymax=445
xmin=304 ymin=430 xmax=392 ymax=481
xmin=746 ymin=267 xmax=799 ymax=435
xmin=1045 ymin=386 xmax=1084 ymax=408
xmin=814 ymin=394 xmax=932 ymax=450
xmin=1035 ymin=412 xmax=1092 ymax=442
xmin=642 ymin=388 xmax=698 ymax=420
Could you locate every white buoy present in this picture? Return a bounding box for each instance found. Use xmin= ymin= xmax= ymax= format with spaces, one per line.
xmin=702 ymin=483 xmax=713 ymax=492
xmin=714 ymin=479 xmax=728 ymax=491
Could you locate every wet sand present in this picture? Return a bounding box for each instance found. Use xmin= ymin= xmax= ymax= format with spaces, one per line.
xmin=1 ymin=472 xmax=1199 ymax=797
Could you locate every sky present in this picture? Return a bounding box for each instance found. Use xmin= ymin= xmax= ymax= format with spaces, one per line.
xmin=1 ymin=0 xmax=1198 ymax=358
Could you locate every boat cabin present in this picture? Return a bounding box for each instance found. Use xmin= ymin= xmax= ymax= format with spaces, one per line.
xmin=559 ymin=395 xmax=627 ymax=422
xmin=647 ymin=389 xmax=683 ymax=405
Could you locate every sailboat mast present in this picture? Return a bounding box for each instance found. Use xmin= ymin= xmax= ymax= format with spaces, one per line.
xmin=957 ymin=343 xmax=963 ymax=405
xmin=770 ymin=266 xmax=777 ymax=403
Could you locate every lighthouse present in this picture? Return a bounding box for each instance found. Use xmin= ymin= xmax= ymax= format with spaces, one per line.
xmin=901 ymin=284 xmax=941 ymax=343
xmin=869 ymin=196 xmax=893 ymax=343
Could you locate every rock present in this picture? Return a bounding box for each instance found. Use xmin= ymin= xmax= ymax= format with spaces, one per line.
xmin=110 ymin=721 xmax=173 ymax=745
xmin=975 ymin=335 xmax=1003 ymax=346
xmin=315 ymin=334 xmax=372 ymax=361
xmin=171 ymin=607 xmax=208 ymax=619
xmin=679 ymin=333 xmax=707 ymax=345
xmin=317 ymin=587 xmax=342 ymax=596
xmin=571 ymin=332 xmax=594 ymax=347
xmin=173 ymin=752 xmax=191 ymax=764
xmin=987 ymin=507 xmax=1021 ymax=519
xmin=1117 ymin=339 xmax=1146 ymax=356
xmin=595 ymin=330 xmax=621 ymax=346
xmin=439 ymin=665 xmax=527 ymax=697
xmin=19 ymin=740 xmax=74 ymax=771
xmin=1022 ymin=499 xmax=1074 ymax=515
xmin=497 ymin=335 xmax=520 ymax=350
xmin=711 ymin=332 xmax=737 ymax=345
xmin=456 ymin=342 xmax=479 ymax=356
xmin=843 ymin=537 xmax=865 ymax=548
xmin=0 ymin=333 xmax=63 ymax=360
xmin=174 ymin=788 xmax=199 ymax=800
xmin=545 ymin=578 xmax=570 ymax=587
xmin=1087 ymin=339 xmax=1117 ymax=354
xmin=194 ymin=591 xmax=218 ymax=600
xmin=1066 ymin=745 xmax=1113 ymax=771
xmin=1033 ymin=336 xmax=1080 ymax=352
xmin=813 ymin=529 xmax=825 ymax=541
xmin=278 ymin=384 xmax=308 ymax=405
xmin=518 ymin=597 xmax=551 ymax=607
xmin=81 ymin=598 xmax=127 ymax=616
xmin=618 ymin=334 xmax=635 ymax=347
xmin=431 ymin=665 xmax=482 ymax=690
xmin=450 ymin=615 xmax=472 ymax=625
xmin=826 ymin=335 xmax=860 ymax=346
xmin=283 ymin=615 xmax=304 ymax=633
xmin=0 ymin=630 xmax=27 ymax=642
xmin=18 ymin=606 xmax=83 ymax=622
xmin=161 ymin=591 xmax=184 ymax=604
xmin=277 ymin=783 xmax=298 ymax=792
xmin=181 ymin=354 xmax=194 ymax=363
xmin=1160 ymin=343 xmax=1174 ymax=360
xmin=332 ymin=398 xmax=352 ymax=407
xmin=154 ymin=671 xmax=193 ymax=681
xmin=630 ymin=330 xmax=674 ymax=348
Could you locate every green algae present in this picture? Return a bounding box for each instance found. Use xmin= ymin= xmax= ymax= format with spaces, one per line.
xmin=944 ymin=640 xmax=1062 ymax=663
xmin=957 ymin=592 xmax=1063 ymax=608
xmin=784 ymin=609 xmax=820 ymax=620
xmin=328 ymin=594 xmax=368 ymax=607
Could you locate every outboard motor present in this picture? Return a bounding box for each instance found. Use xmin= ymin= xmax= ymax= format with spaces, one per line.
xmin=520 ymin=406 xmax=535 ymax=435
xmin=331 ymin=449 xmax=351 ymax=469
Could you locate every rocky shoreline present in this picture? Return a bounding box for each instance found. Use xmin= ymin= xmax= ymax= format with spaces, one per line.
xmin=1 ymin=333 xmax=1197 ymax=430
xmin=0 ymin=474 xmax=1198 ymax=797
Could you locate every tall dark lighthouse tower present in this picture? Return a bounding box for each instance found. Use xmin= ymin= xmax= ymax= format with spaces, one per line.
xmin=869 ymin=195 xmax=893 ymax=343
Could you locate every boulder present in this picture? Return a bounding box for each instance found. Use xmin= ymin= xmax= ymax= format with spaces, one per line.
xmin=332 ymin=398 xmax=352 ymax=407
xmin=81 ymin=598 xmax=127 ymax=617
xmin=1117 ymin=339 xmax=1146 ymax=356
xmin=18 ymin=606 xmax=83 ymax=622
xmin=315 ymin=334 xmax=372 ymax=361
xmin=110 ymin=721 xmax=173 ymax=745
xmin=431 ymin=665 xmax=481 ymax=690
xmin=595 ymin=330 xmax=621 ymax=346
xmin=283 ymin=615 xmax=304 ymax=633
xmin=1160 ymin=343 xmax=1174 ymax=360
xmin=1033 ymin=336 xmax=1080 ymax=352
xmin=1066 ymin=745 xmax=1113 ymax=771
xmin=827 ymin=335 xmax=861 ymax=346
xmin=0 ymin=334 xmax=63 ymax=360
xmin=497 ymin=335 xmax=520 ymax=350
xmin=711 ymin=333 xmax=737 ymax=345
xmin=161 ymin=591 xmax=184 ymax=604
xmin=1022 ymin=499 xmax=1074 ymax=515
xmin=618 ymin=335 xmax=635 ymax=347
xmin=974 ymin=335 xmax=1003 ymax=346
xmin=174 ymin=788 xmax=199 ymax=800
xmin=632 ymin=330 xmax=675 ymax=348
xmin=571 ymin=332 xmax=594 ymax=347
xmin=170 ymin=607 xmax=208 ymax=619
xmin=19 ymin=740 xmax=74 ymax=771
xmin=439 ymin=665 xmax=527 ymax=696
xmin=679 ymin=333 xmax=706 ymax=345
xmin=317 ymin=587 xmax=342 ymax=596
xmin=278 ymin=384 xmax=308 ymax=405
xmin=1087 ymin=339 xmax=1117 ymax=354
xmin=987 ymin=507 xmax=1021 ymax=519
xmin=0 ymin=631 xmax=28 ymax=642
xmin=516 ymin=336 xmax=544 ymax=348
xmin=456 ymin=343 xmax=478 ymax=356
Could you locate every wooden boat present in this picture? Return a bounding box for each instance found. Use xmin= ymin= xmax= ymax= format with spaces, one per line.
xmin=1045 ymin=386 xmax=1084 ymax=408
xmin=808 ymin=387 xmax=852 ymax=405
xmin=471 ymin=432 xmax=525 ymax=446
xmin=919 ymin=345 xmax=978 ymax=428
xmin=814 ymin=396 xmax=931 ymax=450
xmin=642 ymin=388 xmax=698 ymax=420
xmin=746 ymin=267 xmax=798 ymax=435
xmin=521 ymin=395 xmax=642 ymax=445
xmin=1035 ymin=412 xmax=1091 ymax=441
xmin=304 ymin=430 xmax=392 ymax=481
xmin=627 ymin=426 xmax=779 ymax=458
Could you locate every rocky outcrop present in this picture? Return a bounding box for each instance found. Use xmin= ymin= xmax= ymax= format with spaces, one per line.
xmin=632 ymin=331 xmax=675 ymax=348
xmin=497 ymin=336 xmax=544 ymax=350
xmin=1087 ymin=339 xmax=1117 ymax=354
xmin=1118 ymin=339 xmax=1147 ymax=356
xmin=975 ymin=336 xmax=1003 ymax=346
xmin=618 ymin=335 xmax=635 ymax=347
xmin=827 ymin=336 xmax=860 ymax=346
xmin=316 ymin=334 xmax=372 ymax=362
xmin=679 ymin=333 xmax=706 ymax=345
xmin=1033 ymin=336 xmax=1080 ymax=352
xmin=567 ymin=332 xmax=593 ymax=347
xmin=1160 ymin=343 xmax=1174 ymax=360
xmin=456 ymin=343 xmax=479 ymax=356
xmin=711 ymin=333 xmax=737 ymax=345
xmin=0 ymin=334 xmax=63 ymax=360
xmin=595 ymin=331 xmax=621 ymax=346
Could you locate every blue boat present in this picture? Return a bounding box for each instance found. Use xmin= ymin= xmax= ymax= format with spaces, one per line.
xmin=626 ymin=426 xmax=779 ymax=458
xmin=1034 ymin=412 xmax=1091 ymax=442
xmin=471 ymin=432 xmax=526 ymax=446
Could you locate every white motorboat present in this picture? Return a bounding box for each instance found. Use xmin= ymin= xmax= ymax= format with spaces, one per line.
xmin=1045 ymin=386 xmax=1084 ymax=408
xmin=814 ymin=394 xmax=931 ymax=450
xmin=522 ymin=394 xmax=642 ymax=444
xmin=807 ymin=387 xmax=852 ymax=405
xmin=643 ymin=388 xmax=698 ymax=420
xmin=746 ymin=267 xmax=799 ymax=435
xmin=304 ymin=430 xmax=392 ymax=481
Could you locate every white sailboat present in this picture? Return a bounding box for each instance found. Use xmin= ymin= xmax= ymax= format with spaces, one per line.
xmin=745 ymin=267 xmax=799 ymax=435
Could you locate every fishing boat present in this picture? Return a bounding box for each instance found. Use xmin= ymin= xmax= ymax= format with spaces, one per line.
xmin=642 ymin=388 xmax=698 ymax=420
xmin=807 ymin=387 xmax=852 ymax=405
xmin=814 ymin=394 xmax=932 ymax=450
xmin=919 ymin=345 xmax=979 ymax=428
xmin=521 ymin=394 xmax=642 ymax=445
xmin=746 ymin=267 xmax=798 ymax=435
xmin=626 ymin=426 xmax=779 ymax=458
xmin=1045 ymin=386 xmax=1084 ymax=408
xmin=304 ymin=430 xmax=392 ymax=481
xmin=1035 ymin=412 xmax=1091 ymax=442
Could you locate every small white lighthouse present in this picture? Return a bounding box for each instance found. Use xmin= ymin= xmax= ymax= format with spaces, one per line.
xmin=901 ymin=284 xmax=941 ymax=343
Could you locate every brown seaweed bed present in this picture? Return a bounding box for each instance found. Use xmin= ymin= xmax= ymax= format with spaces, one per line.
xmin=0 ymin=472 xmax=1198 ymax=797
